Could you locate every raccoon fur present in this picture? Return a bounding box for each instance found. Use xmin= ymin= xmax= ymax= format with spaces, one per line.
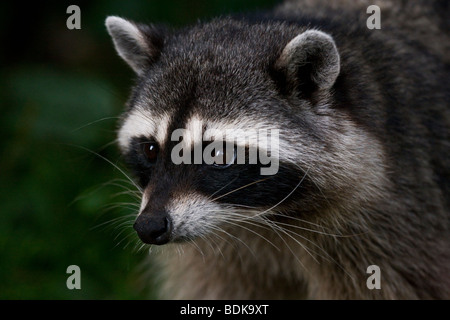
xmin=105 ymin=0 xmax=450 ymax=299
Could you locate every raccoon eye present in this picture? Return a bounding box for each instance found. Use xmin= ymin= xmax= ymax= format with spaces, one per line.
xmin=212 ymin=145 xmax=236 ymax=169
xmin=142 ymin=142 xmax=159 ymax=163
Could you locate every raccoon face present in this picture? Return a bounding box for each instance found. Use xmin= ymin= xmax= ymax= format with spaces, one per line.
xmin=106 ymin=16 xmax=383 ymax=245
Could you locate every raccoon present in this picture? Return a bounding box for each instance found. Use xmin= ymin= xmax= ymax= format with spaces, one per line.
xmin=105 ymin=0 xmax=450 ymax=299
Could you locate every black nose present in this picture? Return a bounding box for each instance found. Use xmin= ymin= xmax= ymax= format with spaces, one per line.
xmin=133 ymin=212 xmax=173 ymax=245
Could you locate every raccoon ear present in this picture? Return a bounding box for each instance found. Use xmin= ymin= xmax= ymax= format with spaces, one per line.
xmin=105 ymin=16 xmax=164 ymax=75
xmin=274 ymin=30 xmax=340 ymax=95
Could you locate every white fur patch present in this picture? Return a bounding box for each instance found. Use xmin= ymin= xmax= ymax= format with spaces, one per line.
xmin=118 ymin=107 xmax=171 ymax=151
xmin=120 ymin=110 xmax=287 ymax=160
xmin=165 ymin=193 xmax=225 ymax=240
xmin=139 ymin=192 xmax=149 ymax=215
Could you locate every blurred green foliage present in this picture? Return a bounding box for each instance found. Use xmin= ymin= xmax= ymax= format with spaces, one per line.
xmin=0 ymin=0 xmax=278 ymax=299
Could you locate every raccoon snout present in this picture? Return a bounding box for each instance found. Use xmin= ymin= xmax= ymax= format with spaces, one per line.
xmin=133 ymin=211 xmax=173 ymax=245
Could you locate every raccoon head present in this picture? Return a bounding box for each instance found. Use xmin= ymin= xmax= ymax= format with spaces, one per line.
xmin=106 ymin=16 xmax=384 ymax=245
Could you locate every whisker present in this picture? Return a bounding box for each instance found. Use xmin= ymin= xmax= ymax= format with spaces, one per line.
xmin=71 ymin=116 xmax=120 ymax=132
xmin=269 ymin=212 xmax=333 ymax=231
xmin=271 ymin=219 xmax=355 ymax=280
xmin=207 ymin=216 xmax=259 ymax=257
xmin=211 ymin=177 xmax=272 ymax=202
xmin=208 ymin=175 xmax=240 ymax=200
xmin=252 ymin=167 xmax=310 ymax=219
xmin=262 ymin=217 xmax=310 ymax=271
xmin=90 ymin=213 xmax=136 ymax=230
xmin=269 ymin=219 xmax=342 ymax=237
xmin=267 ymin=218 xmax=321 ymax=264
xmin=186 ymin=238 xmax=206 ymax=261
xmin=215 ymin=216 xmax=280 ymax=252
xmin=69 ymin=144 xmax=142 ymax=193
xmin=69 ymin=178 xmax=138 ymax=208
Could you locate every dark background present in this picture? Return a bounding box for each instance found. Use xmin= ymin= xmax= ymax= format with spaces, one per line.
xmin=0 ymin=0 xmax=279 ymax=299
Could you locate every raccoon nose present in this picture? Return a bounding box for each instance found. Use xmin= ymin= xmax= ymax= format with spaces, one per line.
xmin=133 ymin=212 xmax=173 ymax=245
